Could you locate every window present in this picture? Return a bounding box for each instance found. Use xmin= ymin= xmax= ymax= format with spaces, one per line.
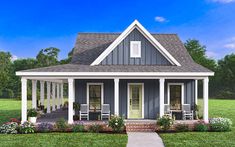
xmin=130 ymin=41 xmax=141 ymax=58
xmin=88 ymin=85 xmax=102 ymax=110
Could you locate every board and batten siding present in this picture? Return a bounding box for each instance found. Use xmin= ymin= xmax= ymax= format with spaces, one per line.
xmin=75 ymin=79 xmax=195 ymax=119
xmin=101 ymin=28 xmax=171 ymax=65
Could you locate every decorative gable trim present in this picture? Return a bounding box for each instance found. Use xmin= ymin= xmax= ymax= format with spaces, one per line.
xmin=91 ymin=20 xmax=181 ymax=66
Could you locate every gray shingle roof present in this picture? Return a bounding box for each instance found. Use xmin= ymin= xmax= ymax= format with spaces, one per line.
xmin=18 ymin=33 xmax=212 ymax=73
xmin=19 ymin=63 xmax=211 ymax=72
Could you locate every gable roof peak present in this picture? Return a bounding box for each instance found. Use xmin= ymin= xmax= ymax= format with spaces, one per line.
xmin=90 ymin=20 xmax=181 ymax=66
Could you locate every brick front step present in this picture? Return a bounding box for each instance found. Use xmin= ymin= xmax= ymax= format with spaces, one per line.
xmin=125 ymin=123 xmax=156 ymax=132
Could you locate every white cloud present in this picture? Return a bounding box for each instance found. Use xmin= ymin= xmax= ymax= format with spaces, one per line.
xmin=154 ymin=16 xmax=167 ymax=23
xmin=224 ymin=43 xmax=235 ymax=49
xmin=206 ymin=51 xmax=219 ymax=58
xmin=11 ymin=55 xmax=18 ymax=61
xmin=224 ymin=37 xmax=235 ymax=49
xmin=210 ymin=0 xmax=235 ymax=3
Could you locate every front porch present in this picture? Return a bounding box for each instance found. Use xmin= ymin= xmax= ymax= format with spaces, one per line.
xmin=19 ymin=76 xmax=209 ymax=124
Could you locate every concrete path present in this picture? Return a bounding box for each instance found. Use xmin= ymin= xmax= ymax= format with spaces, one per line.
xmin=127 ymin=132 xmax=164 ymax=147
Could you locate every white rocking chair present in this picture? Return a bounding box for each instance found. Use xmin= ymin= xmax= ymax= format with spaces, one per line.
xmin=182 ymin=104 xmax=194 ymax=120
xmin=79 ymin=104 xmax=89 ymax=120
xmin=101 ymin=104 xmax=110 ymax=120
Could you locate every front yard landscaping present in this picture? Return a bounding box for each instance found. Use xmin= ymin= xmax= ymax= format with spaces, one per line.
xmin=0 ymin=98 xmax=235 ymax=146
xmin=160 ymin=99 xmax=235 ymax=147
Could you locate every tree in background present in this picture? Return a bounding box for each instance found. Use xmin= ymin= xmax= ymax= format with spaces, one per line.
xmin=12 ymin=58 xmax=38 ymax=98
xmin=36 ymin=47 xmax=60 ymax=67
xmin=0 ymin=52 xmax=14 ymax=97
xmin=184 ymin=39 xmax=217 ymax=97
xmin=184 ymin=39 xmax=217 ymax=71
xmin=215 ymin=54 xmax=235 ymax=98
xmin=60 ymin=47 xmax=74 ymax=64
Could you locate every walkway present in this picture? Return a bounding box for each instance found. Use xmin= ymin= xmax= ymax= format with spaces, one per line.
xmin=127 ymin=132 xmax=164 ymax=147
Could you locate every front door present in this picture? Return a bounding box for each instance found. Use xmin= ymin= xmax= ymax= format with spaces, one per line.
xmin=128 ymin=84 xmax=143 ymax=119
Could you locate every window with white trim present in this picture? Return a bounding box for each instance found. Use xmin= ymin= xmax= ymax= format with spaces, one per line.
xmin=130 ymin=41 xmax=141 ymax=58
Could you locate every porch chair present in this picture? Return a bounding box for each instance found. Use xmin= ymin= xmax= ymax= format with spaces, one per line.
xmin=164 ymin=104 xmax=172 ymax=118
xmin=182 ymin=104 xmax=194 ymax=120
xmin=79 ymin=104 xmax=89 ymax=120
xmin=101 ymin=104 xmax=110 ymax=120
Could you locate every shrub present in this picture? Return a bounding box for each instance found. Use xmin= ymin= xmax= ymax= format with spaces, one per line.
xmin=108 ymin=115 xmax=125 ymax=133
xmin=0 ymin=122 xmax=18 ymax=134
xmin=55 ymin=118 xmax=68 ymax=132
xmin=73 ymin=102 xmax=80 ymax=110
xmin=175 ymin=124 xmax=189 ymax=132
xmin=72 ymin=124 xmax=85 ymax=132
xmin=157 ymin=115 xmax=174 ymax=131
xmin=210 ymin=117 xmax=232 ymax=132
xmin=37 ymin=123 xmax=54 ymax=133
xmin=194 ymin=123 xmax=208 ymax=132
xmin=27 ymin=108 xmax=38 ymax=117
xmin=19 ymin=121 xmax=35 ymax=134
xmin=88 ymin=124 xmax=103 ymax=133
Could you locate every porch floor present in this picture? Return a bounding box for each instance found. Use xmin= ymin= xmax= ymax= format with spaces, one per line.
xmin=37 ymin=109 xmax=68 ymax=123
xmin=37 ymin=108 xmax=199 ymax=125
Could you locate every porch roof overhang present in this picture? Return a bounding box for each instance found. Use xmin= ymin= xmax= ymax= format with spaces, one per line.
xmin=16 ymin=64 xmax=214 ymax=80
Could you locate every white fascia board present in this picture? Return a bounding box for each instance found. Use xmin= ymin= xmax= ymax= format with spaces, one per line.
xmin=90 ymin=20 xmax=181 ymax=66
xmin=16 ymin=71 xmax=214 ymax=77
xmin=91 ymin=20 xmax=136 ymax=66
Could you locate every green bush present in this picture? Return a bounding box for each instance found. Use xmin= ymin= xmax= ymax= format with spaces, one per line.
xmin=157 ymin=115 xmax=174 ymax=131
xmin=27 ymin=108 xmax=38 ymax=117
xmin=72 ymin=124 xmax=85 ymax=132
xmin=210 ymin=117 xmax=232 ymax=132
xmin=108 ymin=115 xmax=125 ymax=133
xmin=88 ymin=124 xmax=103 ymax=133
xmin=19 ymin=121 xmax=35 ymax=134
xmin=55 ymin=118 xmax=68 ymax=132
xmin=194 ymin=123 xmax=208 ymax=132
xmin=175 ymin=124 xmax=189 ymax=132
xmin=0 ymin=122 xmax=18 ymax=134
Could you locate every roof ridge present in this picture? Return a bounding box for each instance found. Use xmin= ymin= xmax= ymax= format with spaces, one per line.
xmin=77 ymin=32 xmax=177 ymax=35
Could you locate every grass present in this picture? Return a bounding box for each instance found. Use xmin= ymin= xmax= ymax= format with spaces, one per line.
xmin=0 ymin=98 xmax=127 ymax=147
xmin=0 ymin=133 xmax=127 ymax=147
xmin=0 ymin=99 xmax=30 ymax=125
xmin=160 ymin=99 xmax=235 ymax=147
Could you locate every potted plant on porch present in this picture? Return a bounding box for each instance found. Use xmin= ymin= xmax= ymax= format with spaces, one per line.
xmin=27 ymin=108 xmax=38 ymax=123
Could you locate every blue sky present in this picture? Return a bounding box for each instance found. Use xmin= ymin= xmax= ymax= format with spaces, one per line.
xmin=0 ymin=0 xmax=235 ymax=60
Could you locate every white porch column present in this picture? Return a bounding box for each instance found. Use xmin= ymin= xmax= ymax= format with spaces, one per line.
xmin=40 ymin=81 xmax=45 ymax=106
xmin=47 ymin=81 xmax=51 ymax=113
xmin=159 ymin=78 xmax=165 ymax=117
xmin=52 ymin=83 xmax=56 ymax=111
xmin=32 ymin=80 xmax=37 ymax=109
xmin=68 ymin=78 xmax=74 ymax=124
xmin=195 ymin=79 xmax=198 ymax=105
xmin=61 ymin=83 xmax=64 ymax=106
xmin=114 ymin=78 xmax=119 ymax=116
xmin=203 ymin=77 xmax=209 ymax=123
xmin=57 ymin=83 xmax=60 ymax=109
xmin=21 ymin=78 xmax=27 ymax=124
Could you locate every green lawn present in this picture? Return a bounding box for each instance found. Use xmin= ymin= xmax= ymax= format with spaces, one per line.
xmin=0 ymin=133 xmax=127 ymax=147
xmin=160 ymin=99 xmax=235 ymax=147
xmin=0 ymin=99 xmax=29 ymax=125
xmin=0 ymin=98 xmax=127 ymax=147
